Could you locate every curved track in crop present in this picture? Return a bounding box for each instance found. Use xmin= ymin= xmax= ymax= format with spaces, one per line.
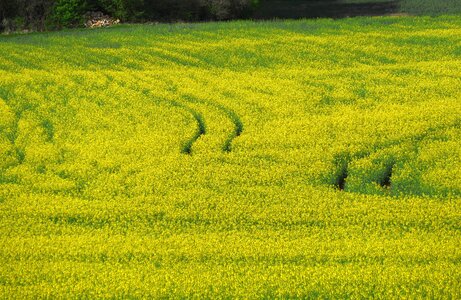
xmin=106 ymin=76 xmax=208 ymax=155
xmin=174 ymin=102 xmax=206 ymax=155
xmin=0 ymin=95 xmax=58 ymax=187
xmin=330 ymin=118 xmax=461 ymax=196
xmin=181 ymin=94 xmax=243 ymax=153
xmin=106 ymin=73 xmax=243 ymax=155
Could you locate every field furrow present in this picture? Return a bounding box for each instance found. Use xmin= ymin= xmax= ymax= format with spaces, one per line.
xmin=181 ymin=94 xmax=244 ymax=153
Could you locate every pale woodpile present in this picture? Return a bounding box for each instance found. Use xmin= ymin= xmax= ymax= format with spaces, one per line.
xmin=84 ymin=12 xmax=120 ymax=28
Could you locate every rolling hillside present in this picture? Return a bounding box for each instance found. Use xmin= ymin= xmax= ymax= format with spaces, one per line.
xmin=1 ymin=16 xmax=461 ymax=297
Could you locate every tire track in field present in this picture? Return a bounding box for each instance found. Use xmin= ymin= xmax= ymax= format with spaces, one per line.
xmin=173 ymin=101 xmax=206 ymax=154
xmin=106 ymin=76 xmax=207 ymax=155
xmin=6 ymin=111 xmax=55 ymax=164
xmin=105 ymin=75 xmax=242 ymax=154
xmin=138 ymin=44 xmax=241 ymax=151
xmin=0 ymin=94 xmax=57 ymax=187
xmin=0 ymin=99 xmax=29 ymax=170
xmin=331 ymin=117 xmax=461 ymax=195
xmin=181 ymin=94 xmax=243 ymax=152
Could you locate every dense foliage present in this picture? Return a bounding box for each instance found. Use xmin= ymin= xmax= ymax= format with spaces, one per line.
xmin=0 ymin=0 xmax=259 ymax=31
xmin=1 ymin=16 xmax=461 ymax=297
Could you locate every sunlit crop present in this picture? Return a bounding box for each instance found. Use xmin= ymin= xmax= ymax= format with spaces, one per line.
xmin=1 ymin=16 xmax=461 ymax=298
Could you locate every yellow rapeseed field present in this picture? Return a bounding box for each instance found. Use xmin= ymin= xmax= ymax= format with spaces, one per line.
xmin=0 ymin=16 xmax=460 ymax=298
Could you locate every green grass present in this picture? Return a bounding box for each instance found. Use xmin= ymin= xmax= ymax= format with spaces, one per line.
xmin=343 ymin=0 xmax=461 ymax=15
xmin=0 ymin=16 xmax=461 ymax=298
xmin=255 ymin=0 xmax=461 ymax=18
xmin=400 ymin=0 xmax=461 ymax=15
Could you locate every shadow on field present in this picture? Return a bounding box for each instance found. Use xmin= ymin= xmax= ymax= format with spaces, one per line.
xmin=252 ymin=0 xmax=399 ymax=19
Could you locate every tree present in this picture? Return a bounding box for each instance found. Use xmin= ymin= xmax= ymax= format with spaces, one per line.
xmin=0 ymin=0 xmax=260 ymax=32
xmin=21 ymin=0 xmax=55 ymax=31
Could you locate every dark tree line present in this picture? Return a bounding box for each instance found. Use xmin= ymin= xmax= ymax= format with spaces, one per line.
xmin=0 ymin=0 xmax=260 ymax=32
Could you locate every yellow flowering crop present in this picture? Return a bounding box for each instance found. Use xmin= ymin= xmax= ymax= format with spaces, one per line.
xmin=0 ymin=16 xmax=460 ymax=298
